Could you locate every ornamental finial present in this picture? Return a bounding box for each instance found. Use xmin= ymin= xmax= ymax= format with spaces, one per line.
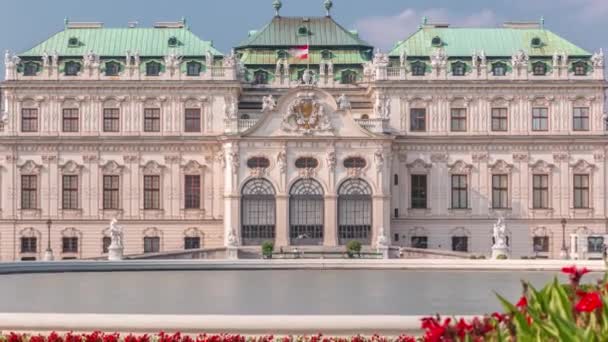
xmin=273 ymin=0 xmax=282 ymax=16
xmin=324 ymin=0 xmax=333 ymax=16
xmin=540 ymin=16 xmax=545 ymax=29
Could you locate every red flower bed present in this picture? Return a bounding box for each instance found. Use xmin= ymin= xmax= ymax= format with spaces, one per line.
xmin=1 ymin=266 xmax=606 ymax=341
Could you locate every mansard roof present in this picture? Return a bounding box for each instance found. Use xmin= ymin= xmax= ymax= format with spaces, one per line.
xmin=236 ymin=16 xmax=372 ymax=48
xmin=389 ymin=24 xmax=591 ymax=58
xmin=19 ymin=25 xmax=222 ymax=58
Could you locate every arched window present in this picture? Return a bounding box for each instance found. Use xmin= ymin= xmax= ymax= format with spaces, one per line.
xmin=295 ymin=157 xmax=319 ymax=169
xmin=338 ymin=179 xmax=372 ymax=245
xmin=431 ymin=36 xmax=442 ymax=47
xmin=242 ymin=179 xmax=276 ymax=245
xmin=22 ymin=62 xmax=39 ymax=76
xmin=341 ymin=70 xmax=357 ymax=84
xmin=492 ymin=62 xmax=507 ymax=76
xmin=573 ymin=61 xmax=587 ymax=76
xmin=253 ymin=70 xmax=269 ymax=85
xmin=531 ymin=37 xmax=542 ymax=48
xmin=277 ymin=50 xmax=289 ymax=59
xmin=168 ymin=36 xmax=178 ymax=47
xmin=411 ymin=61 xmax=426 ymax=76
xmin=247 ymin=157 xmax=270 ymax=169
xmin=344 ymin=157 xmax=366 ymax=169
xmin=532 ymin=61 xmax=547 ymax=76
xmin=321 ymin=50 xmax=332 ymax=60
xmin=146 ymin=61 xmax=161 ymax=76
xmin=64 ymin=61 xmax=81 ymax=76
xmin=451 ymin=62 xmax=466 ymax=76
xmin=289 ymin=179 xmax=324 ymax=245
xmin=186 ymin=61 xmax=202 ymax=76
xmin=105 ymin=61 xmax=121 ymax=76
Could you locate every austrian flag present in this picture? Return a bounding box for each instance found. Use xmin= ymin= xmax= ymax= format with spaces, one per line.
xmin=289 ymin=45 xmax=309 ymax=60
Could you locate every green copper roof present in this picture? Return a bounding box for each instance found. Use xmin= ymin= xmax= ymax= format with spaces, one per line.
xmin=389 ymin=26 xmax=591 ymax=57
xmin=239 ymin=49 xmax=369 ymax=65
xmin=236 ymin=16 xmax=372 ymax=48
xmin=19 ymin=27 xmax=222 ymax=57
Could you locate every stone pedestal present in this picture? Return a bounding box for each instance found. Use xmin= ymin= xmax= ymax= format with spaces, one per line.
xmin=227 ymin=246 xmax=239 ymax=260
xmin=43 ymin=249 xmax=54 ymax=261
xmin=491 ymin=246 xmax=510 ymax=259
xmin=108 ymin=244 xmax=124 ymax=261
xmin=377 ymin=246 xmax=390 ymax=259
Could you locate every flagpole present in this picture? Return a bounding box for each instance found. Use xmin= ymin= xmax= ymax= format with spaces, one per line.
xmin=307 ymin=20 xmax=311 ymax=72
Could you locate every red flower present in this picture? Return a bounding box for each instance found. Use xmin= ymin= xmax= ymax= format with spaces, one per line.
xmin=455 ymin=318 xmax=473 ymax=338
xmin=575 ymin=291 xmax=603 ymax=312
xmin=491 ymin=312 xmax=506 ymax=323
xmin=102 ymin=333 xmax=120 ymax=342
xmin=516 ymin=296 xmax=528 ymax=309
xmin=562 ymin=265 xmax=590 ymax=283
xmin=48 ymin=332 xmax=63 ymax=342
xmin=421 ymin=317 xmax=451 ymax=342
xmin=8 ymin=333 xmax=22 ymax=342
xmin=395 ymin=336 xmax=416 ymax=342
xmin=30 ymin=335 xmax=46 ymax=342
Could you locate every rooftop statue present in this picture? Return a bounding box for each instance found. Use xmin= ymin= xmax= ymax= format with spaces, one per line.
xmin=262 ymin=94 xmax=277 ymax=112
xmin=337 ymin=94 xmax=351 ymax=111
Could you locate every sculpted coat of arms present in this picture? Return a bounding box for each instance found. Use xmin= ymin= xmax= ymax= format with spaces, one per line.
xmin=281 ymin=92 xmax=332 ymax=135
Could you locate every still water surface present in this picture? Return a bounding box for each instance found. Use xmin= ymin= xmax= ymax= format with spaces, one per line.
xmin=0 ymin=270 xmax=582 ymax=315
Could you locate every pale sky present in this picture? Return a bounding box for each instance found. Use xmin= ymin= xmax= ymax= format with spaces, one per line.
xmin=1 ymin=0 xmax=607 ymax=77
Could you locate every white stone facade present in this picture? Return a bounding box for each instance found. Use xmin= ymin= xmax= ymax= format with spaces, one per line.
xmin=1 ymin=28 xmax=607 ymax=261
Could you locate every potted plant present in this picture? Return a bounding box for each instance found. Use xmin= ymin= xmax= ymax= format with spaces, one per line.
xmin=261 ymin=241 xmax=274 ymax=259
xmin=346 ymin=240 xmax=362 ymax=258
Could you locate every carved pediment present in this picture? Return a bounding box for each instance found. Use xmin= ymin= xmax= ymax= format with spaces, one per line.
xmin=571 ymin=159 xmax=595 ymax=173
xmin=141 ymin=160 xmax=165 ymax=175
xmin=488 ymin=160 xmax=513 ymax=174
xmin=281 ymin=92 xmax=333 ymax=135
xmin=18 ymin=160 xmax=42 ymax=174
xmin=181 ymin=160 xmax=205 ymax=174
xmin=406 ymin=158 xmax=432 ymax=173
xmin=529 ymin=160 xmax=555 ymax=173
xmin=100 ymin=160 xmax=124 ymax=175
xmin=60 ymin=160 xmax=84 ymax=174
xmin=448 ymin=160 xmax=473 ymax=174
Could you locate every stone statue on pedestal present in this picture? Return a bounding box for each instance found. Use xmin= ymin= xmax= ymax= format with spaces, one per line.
xmin=491 ymin=216 xmax=510 ymax=259
xmin=376 ymin=227 xmax=390 ymax=259
xmin=108 ymin=218 xmax=124 ymax=261
xmin=226 ymin=229 xmax=239 ymax=260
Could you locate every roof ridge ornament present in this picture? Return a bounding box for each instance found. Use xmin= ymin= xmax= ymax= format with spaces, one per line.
xmin=273 ymin=0 xmax=282 ymax=17
xmin=324 ymin=0 xmax=333 ymax=17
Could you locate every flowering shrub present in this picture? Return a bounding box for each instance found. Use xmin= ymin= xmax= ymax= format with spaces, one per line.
xmin=0 ymin=267 xmax=605 ymax=341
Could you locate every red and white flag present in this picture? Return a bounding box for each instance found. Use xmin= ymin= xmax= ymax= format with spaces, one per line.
xmin=288 ymin=45 xmax=309 ymax=60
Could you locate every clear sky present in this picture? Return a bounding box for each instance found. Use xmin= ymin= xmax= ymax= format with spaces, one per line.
xmin=1 ymin=0 xmax=607 ymax=77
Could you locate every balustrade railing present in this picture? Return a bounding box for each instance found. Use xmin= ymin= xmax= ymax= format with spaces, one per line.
xmin=238 ymin=118 xmax=258 ymax=132
xmin=355 ymin=118 xmax=390 ymax=133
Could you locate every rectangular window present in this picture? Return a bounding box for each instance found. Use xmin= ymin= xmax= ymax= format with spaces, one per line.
xmin=20 ymin=237 xmax=37 ymax=253
xmin=62 ymin=175 xmax=78 ymax=210
xmin=62 ymin=108 xmax=79 ymax=132
xmin=21 ymin=175 xmax=37 ymax=209
xmin=102 ymin=236 xmax=111 ymax=254
xmin=144 ymin=108 xmax=161 ymax=132
xmin=491 ymin=108 xmax=508 ymax=131
xmin=452 ymin=236 xmax=468 ymax=252
xmin=103 ymin=175 xmax=120 ymax=210
xmin=144 ymin=175 xmax=160 ymax=209
xmin=185 ymin=237 xmax=201 ymax=250
xmin=450 ymin=108 xmax=466 ymax=132
xmin=411 ymin=175 xmax=427 ymax=209
xmin=573 ymin=107 xmax=589 ymax=131
xmin=532 ymin=107 xmax=548 ymax=131
xmin=62 ymin=237 xmax=78 ymax=253
xmin=410 ymin=108 xmax=426 ymax=132
xmin=451 ymin=175 xmax=468 ymax=209
xmin=144 ymin=236 xmax=160 ymax=253
xmin=411 ymin=236 xmax=428 ymax=249
xmin=184 ymin=175 xmax=201 ymax=209
xmin=588 ymin=236 xmax=604 ymax=253
xmin=184 ymin=108 xmax=201 ymax=132
xmin=21 ymin=108 xmax=38 ymax=132
xmin=103 ymin=108 xmax=120 ymax=132
xmin=492 ymin=174 xmax=509 ymax=209
xmin=573 ymin=174 xmax=590 ymax=209
xmin=533 ymin=236 xmax=549 ymax=253
xmin=532 ymin=175 xmax=549 ymax=209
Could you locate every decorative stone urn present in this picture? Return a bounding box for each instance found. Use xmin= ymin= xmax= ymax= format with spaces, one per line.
xmin=107 ymin=218 xmax=124 ymax=261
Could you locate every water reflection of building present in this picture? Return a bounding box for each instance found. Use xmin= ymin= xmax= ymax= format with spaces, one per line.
xmin=0 ymin=2 xmax=606 ymax=260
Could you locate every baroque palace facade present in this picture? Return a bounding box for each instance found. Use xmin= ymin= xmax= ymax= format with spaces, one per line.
xmin=0 ymin=1 xmax=607 ymax=260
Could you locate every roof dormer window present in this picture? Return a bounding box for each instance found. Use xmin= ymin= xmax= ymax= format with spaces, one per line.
xmin=298 ymin=26 xmax=309 ymax=36
xmin=68 ymin=37 xmax=80 ymax=47
xmin=168 ymin=36 xmax=178 ymax=47
xmin=431 ymin=36 xmax=442 ymax=47
xmin=277 ymin=50 xmax=288 ymax=59
xmin=531 ymin=37 xmax=542 ymax=48
xmin=321 ymin=50 xmax=332 ymax=59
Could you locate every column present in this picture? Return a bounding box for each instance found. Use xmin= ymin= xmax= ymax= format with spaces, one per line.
xmin=324 ymin=194 xmax=338 ymax=246
xmin=275 ymin=194 xmax=289 ymax=247
xmin=223 ymin=142 xmax=240 ymax=246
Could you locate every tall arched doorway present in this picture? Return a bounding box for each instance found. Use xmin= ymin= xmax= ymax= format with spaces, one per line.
xmin=338 ymin=179 xmax=372 ymax=245
xmin=289 ymin=179 xmax=324 ymax=245
xmin=241 ymin=179 xmax=276 ymax=245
